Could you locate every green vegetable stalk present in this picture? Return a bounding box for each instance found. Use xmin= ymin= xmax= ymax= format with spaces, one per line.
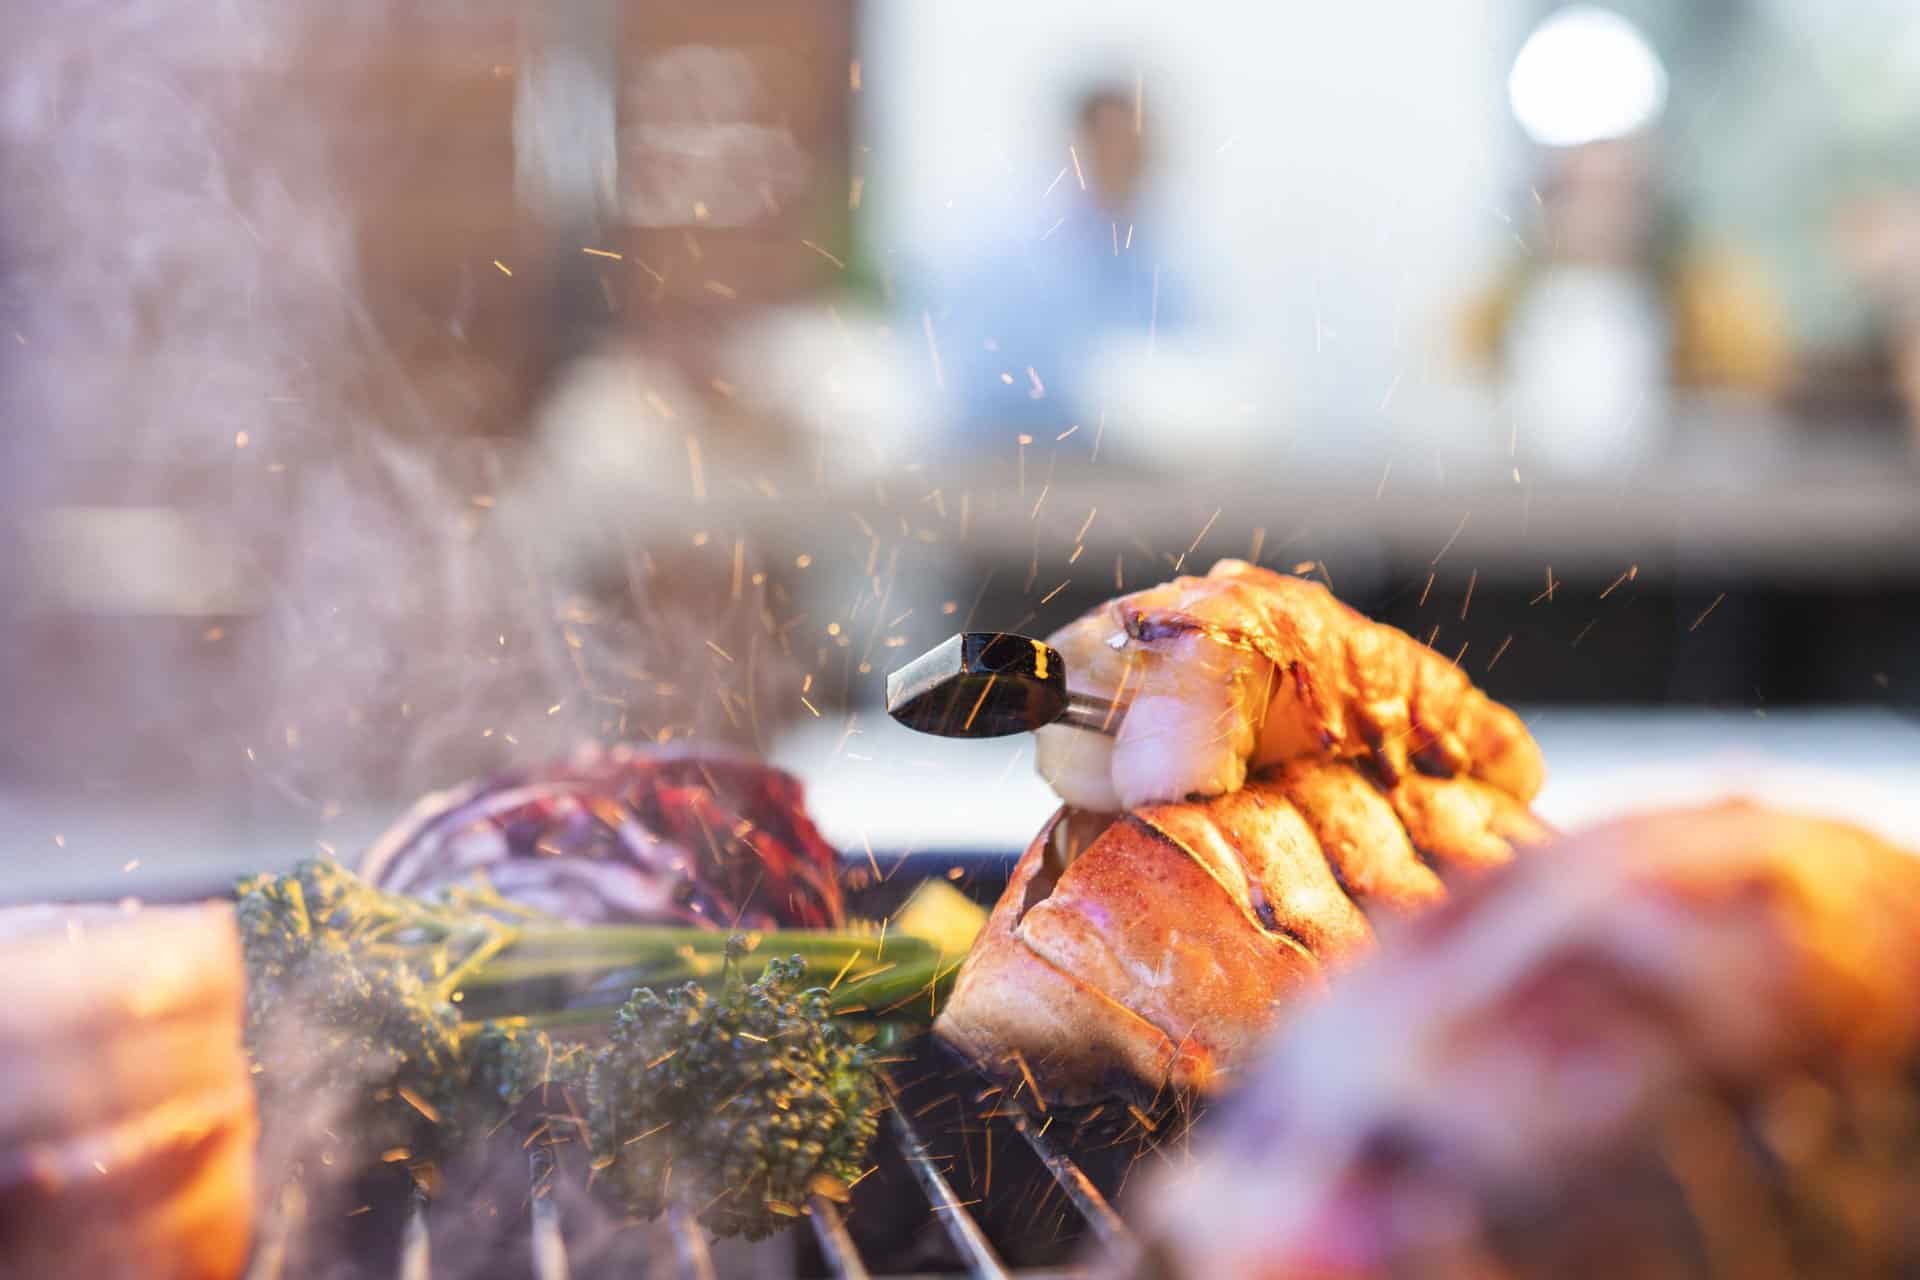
xmin=237 ymin=859 xmax=969 ymax=1239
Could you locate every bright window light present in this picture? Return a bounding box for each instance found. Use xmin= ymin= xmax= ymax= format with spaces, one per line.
xmin=1508 ymin=6 xmax=1668 ymax=148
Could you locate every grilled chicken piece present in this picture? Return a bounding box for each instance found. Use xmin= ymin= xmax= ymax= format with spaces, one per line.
xmin=1119 ymin=803 xmax=1920 ymax=1280
xmin=0 ymin=902 xmax=255 ymax=1280
xmin=934 ymin=760 xmax=1548 ymax=1101
xmin=1035 ymin=560 xmax=1544 ymax=812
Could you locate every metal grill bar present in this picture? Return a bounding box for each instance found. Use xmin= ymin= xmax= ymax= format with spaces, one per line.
xmin=528 ymin=1147 xmax=571 ymax=1280
xmin=668 ymin=1201 xmax=719 ymax=1280
xmin=244 ymin=1182 xmax=302 ymax=1280
xmin=398 ymin=1185 xmax=432 ymax=1280
xmin=348 ymin=1065 xmax=1144 ymax=1280
xmin=887 ymin=1095 xmax=1012 ymax=1280
xmin=808 ymin=1195 xmax=872 ymax=1280
xmin=1011 ymin=1108 xmax=1130 ymax=1254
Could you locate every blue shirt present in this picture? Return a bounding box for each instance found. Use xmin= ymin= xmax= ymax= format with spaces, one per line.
xmin=919 ymin=192 xmax=1189 ymax=446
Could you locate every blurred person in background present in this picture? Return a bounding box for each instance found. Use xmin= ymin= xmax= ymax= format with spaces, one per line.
xmin=1830 ymin=192 xmax=1920 ymax=444
xmin=926 ymin=80 xmax=1192 ymax=451
xmin=1459 ymin=134 xmax=1790 ymax=474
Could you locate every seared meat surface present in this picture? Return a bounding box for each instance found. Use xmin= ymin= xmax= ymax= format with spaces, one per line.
xmin=1118 ymin=803 xmax=1920 ymax=1279
xmin=935 ymin=759 xmax=1549 ymax=1101
xmin=1036 ymin=559 xmax=1544 ymax=812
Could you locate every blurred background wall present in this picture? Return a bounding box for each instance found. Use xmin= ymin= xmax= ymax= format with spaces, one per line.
xmin=856 ymin=0 xmax=1515 ymax=460
xmin=3 ymin=0 xmax=1920 ymax=875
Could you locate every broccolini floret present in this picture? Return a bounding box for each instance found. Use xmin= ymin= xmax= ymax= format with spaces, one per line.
xmin=234 ymin=860 xmax=955 ymax=1239
xmin=586 ymin=948 xmax=881 ymax=1239
xmin=237 ymin=859 xmax=488 ymax=1152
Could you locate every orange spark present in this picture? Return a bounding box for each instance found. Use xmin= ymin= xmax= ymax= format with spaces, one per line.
xmin=1174 ymin=508 xmax=1221 ymax=572
xmin=801 ymin=240 xmax=846 ymax=269
xmin=1488 ymin=633 xmax=1514 ymax=670
xmin=685 ymin=436 xmax=706 ymax=502
xmin=1598 ymin=564 xmax=1639 ymax=599
xmin=1431 ymin=511 xmax=1470 ymax=565
xmin=1530 ymin=567 xmax=1558 ymax=605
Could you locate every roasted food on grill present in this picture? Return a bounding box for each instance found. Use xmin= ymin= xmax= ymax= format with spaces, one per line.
xmin=1035 ymin=559 xmax=1545 ymax=812
xmin=934 ymin=759 xmax=1549 ymax=1101
xmin=236 ymin=858 xmax=948 ymax=1190
xmin=0 ymin=902 xmax=255 ymax=1280
xmin=359 ymin=743 xmax=845 ymax=929
xmin=1119 ymin=802 xmax=1920 ymax=1279
xmin=581 ymin=950 xmax=882 ymax=1240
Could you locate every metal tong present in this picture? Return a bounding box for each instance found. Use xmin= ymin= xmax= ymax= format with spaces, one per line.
xmin=885 ymin=632 xmax=1127 ymax=739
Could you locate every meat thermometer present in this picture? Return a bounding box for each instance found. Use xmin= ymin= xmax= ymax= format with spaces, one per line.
xmin=885 ymin=632 xmax=1127 ymax=739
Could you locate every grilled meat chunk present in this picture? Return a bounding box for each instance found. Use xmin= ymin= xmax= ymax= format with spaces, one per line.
xmin=934 ymin=759 xmax=1548 ymax=1101
xmin=1036 ymin=559 xmax=1544 ymax=812
xmin=1119 ymin=802 xmax=1920 ymax=1280
xmin=0 ymin=903 xmax=255 ymax=1280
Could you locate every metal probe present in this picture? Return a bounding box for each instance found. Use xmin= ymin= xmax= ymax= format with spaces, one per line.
xmin=885 ymin=632 xmax=1126 ymax=739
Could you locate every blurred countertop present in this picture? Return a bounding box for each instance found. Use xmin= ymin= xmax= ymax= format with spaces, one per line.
xmin=3 ymin=707 xmax=1916 ymax=904
xmin=557 ymin=430 xmax=1920 ymax=586
xmin=772 ymin=705 xmax=1920 ymax=854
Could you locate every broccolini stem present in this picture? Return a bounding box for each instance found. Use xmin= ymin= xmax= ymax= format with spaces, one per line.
xmin=466 ymin=1005 xmax=617 ymax=1036
xmin=433 ymin=924 xmax=522 ymax=1002
xmin=452 ymin=947 xmax=965 ymax=1041
xmin=826 ymin=952 xmax=966 ymax=1016
xmin=503 ymin=924 xmax=919 ymax=957
xmin=452 ymin=931 xmax=938 ymax=992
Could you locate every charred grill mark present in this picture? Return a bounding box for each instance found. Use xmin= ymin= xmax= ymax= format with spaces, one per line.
xmin=1406 ymin=690 xmax=1459 ymax=779
xmin=1121 ymin=814 xmax=1321 ymax=969
xmin=1410 ymin=735 xmax=1457 ymax=778
xmin=1244 ymin=880 xmax=1281 ymax=933
xmin=1268 ymin=774 xmax=1387 ymax=930
xmin=1355 ymin=715 xmax=1403 ymax=788
xmin=1317 ymin=837 xmax=1366 ymax=917
xmin=1352 ymin=751 xmax=1397 ymax=793
xmin=1123 ymin=605 xmax=1278 ymax=666
xmin=1289 ymin=662 xmax=1338 ymax=752
xmin=1127 ymin=612 xmax=1208 ymax=644
xmin=1405 ymin=840 xmax=1445 ymax=877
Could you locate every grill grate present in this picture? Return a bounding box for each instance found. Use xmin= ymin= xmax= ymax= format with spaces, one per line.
xmin=248 ymin=1083 xmax=1143 ymax=1280
xmin=885 ymin=1088 xmax=1014 ymax=1280
xmin=807 ymin=1197 xmax=871 ymax=1280
xmin=242 ymin=855 xmax=1158 ymax=1279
